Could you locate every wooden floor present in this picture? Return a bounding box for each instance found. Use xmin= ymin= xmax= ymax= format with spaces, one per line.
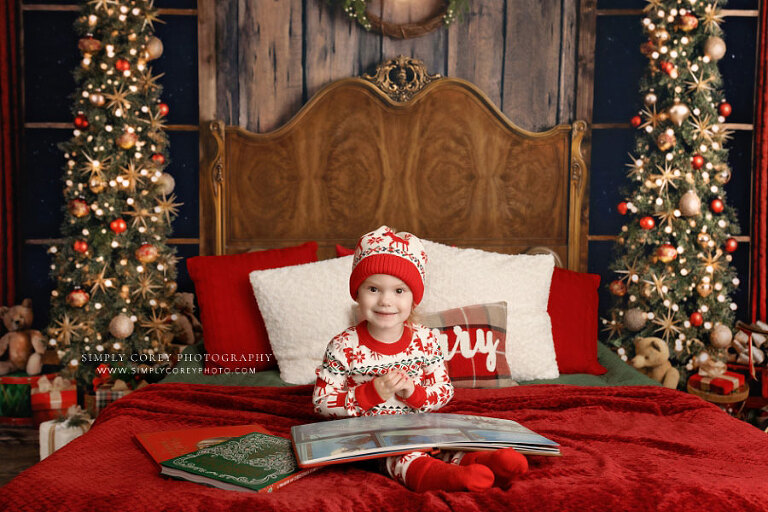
xmin=0 ymin=426 xmax=40 ymax=487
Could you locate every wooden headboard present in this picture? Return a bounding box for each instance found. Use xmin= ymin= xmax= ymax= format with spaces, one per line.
xmin=200 ymin=56 xmax=589 ymax=271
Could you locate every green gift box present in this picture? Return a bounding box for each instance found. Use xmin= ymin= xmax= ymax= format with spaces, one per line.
xmin=0 ymin=372 xmax=59 ymax=424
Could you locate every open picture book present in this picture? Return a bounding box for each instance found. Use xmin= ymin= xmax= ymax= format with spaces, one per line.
xmin=291 ymin=413 xmax=561 ymax=468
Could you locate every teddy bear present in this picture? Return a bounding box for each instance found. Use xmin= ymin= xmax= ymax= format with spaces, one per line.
xmin=630 ymin=336 xmax=680 ymax=389
xmin=0 ymin=298 xmax=47 ymax=376
xmin=171 ymin=292 xmax=203 ymax=345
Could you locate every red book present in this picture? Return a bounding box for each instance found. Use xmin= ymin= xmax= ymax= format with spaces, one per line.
xmin=135 ymin=424 xmax=271 ymax=464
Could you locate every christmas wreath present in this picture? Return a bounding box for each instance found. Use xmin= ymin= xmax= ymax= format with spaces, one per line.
xmin=334 ymin=0 xmax=469 ymax=32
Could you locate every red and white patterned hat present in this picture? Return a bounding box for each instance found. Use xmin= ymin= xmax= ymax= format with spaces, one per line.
xmin=349 ymin=225 xmax=428 ymax=305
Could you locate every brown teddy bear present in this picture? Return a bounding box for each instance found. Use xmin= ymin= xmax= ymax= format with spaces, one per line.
xmin=631 ymin=336 xmax=680 ymax=389
xmin=172 ymin=292 xmax=203 ymax=345
xmin=0 ymin=298 xmax=47 ymax=376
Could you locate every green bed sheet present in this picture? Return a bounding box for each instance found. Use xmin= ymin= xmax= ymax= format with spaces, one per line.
xmin=160 ymin=342 xmax=660 ymax=388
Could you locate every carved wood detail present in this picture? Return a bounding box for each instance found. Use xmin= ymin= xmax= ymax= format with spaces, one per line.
xmin=200 ymin=64 xmax=588 ymax=270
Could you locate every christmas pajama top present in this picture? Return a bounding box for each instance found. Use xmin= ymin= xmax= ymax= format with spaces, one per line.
xmin=313 ymin=322 xmax=455 ymax=417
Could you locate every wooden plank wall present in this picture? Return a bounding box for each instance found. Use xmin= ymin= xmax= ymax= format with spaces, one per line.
xmin=203 ymin=0 xmax=580 ymax=133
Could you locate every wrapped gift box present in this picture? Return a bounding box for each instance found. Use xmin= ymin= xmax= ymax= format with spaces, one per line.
xmin=84 ymin=380 xmax=139 ymax=418
xmin=30 ymin=376 xmax=77 ymax=425
xmin=0 ymin=372 xmax=60 ymax=425
xmin=39 ymin=408 xmax=94 ymax=460
xmin=688 ymin=371 xmax=745 ymax=395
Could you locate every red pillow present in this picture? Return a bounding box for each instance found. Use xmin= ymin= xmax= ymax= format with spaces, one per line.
xmin=419 ymin=302 xmax=514 ymax=388
xmin=547 ymin=267 xmax=606 ymax=375
xmin=187 ymin=242 xmax=318 ymax=372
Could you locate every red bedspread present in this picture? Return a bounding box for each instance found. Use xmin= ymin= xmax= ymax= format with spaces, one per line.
xmin=1 ymin=383 xmax=767 ymax=512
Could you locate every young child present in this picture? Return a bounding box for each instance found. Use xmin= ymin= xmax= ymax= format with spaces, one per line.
xmin=313 ymin=225 xmax=528 ymax=492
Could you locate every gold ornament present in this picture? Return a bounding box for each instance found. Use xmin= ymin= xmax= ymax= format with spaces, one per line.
xmin=109 ymin=314 xmax=134 ymax=339
xmin=644 ymin=92 xmax=657 ymax=106
xmin=652 ymin=308 xmax=683 ymax=342
xmin=156 ymin=173 xmax=175 ymax=195
xmin=714 ymin=165 xmax=731 ymax=184
xmin=89 ymin=93 xmax=106 ymax=107
xmin=710 ymin=324 xmax=733 ymax=348
xmin=651 ymin=28 xmax=670 ymax=44
xmin=117 ymin=131 xmax=138 ymax=150
xmin=704 ymin=36 xmax=726 ymax=61
xmin=697 ymin=232 xmax=711 ymax=248
xmin=120 ymin=285 xmax=131 ymax=300
xmin=624 ymin=308 xmax=647 ymax=332
xmin=668 ymin=103 xmax=690 ymax=126
xmin=89 ymin=176 xmax=106 ymax=193
xmin=679 ymin=190 xmax=701 ymax=217
xmin=656 ymin=131 xmax=676 ymax=151
xmin=696 ymin=281 xmax=713 ymax=297
xmin=68 ymin=198 xmax=90 ymax=218
xmin=164 ymin=280 xmax=178 ymax=295
xmin=676 ymin=13 xmax=699 ymax=32
xmin=146 ymin=36 xmax=164 ymax=60
xmin=656 ymin=244 xmax=678 ymax=263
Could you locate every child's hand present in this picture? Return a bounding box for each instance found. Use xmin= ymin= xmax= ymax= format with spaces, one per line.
xmin=373 ymin=371 xmax=409 ymax=401
xmin=393 ymin=370 xmax=415 ymax=399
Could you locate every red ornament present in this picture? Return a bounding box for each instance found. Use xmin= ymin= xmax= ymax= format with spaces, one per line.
xmin=66 ymin=288 xmax=90 ymax=308
xmin=656 ymin=244 xmax=678 ymax=263
xmin=151 ymin=153 xmax=166 ymax=165
xmin=157 ymin=103 xmax=169 ymax=116
xmin=74 ymin=114 xmax=89 ymax=130
xmin=660 ymin=61 xmax=675 ymax=74
xmin=115 ymin=59 xmax=131 ymax=72
xmin=617 ymin=202 xmax=628 ymax=215
xmin=691 ymin=154 xmax=705 ymax=170
xmin=609 ymin=280 xmax=627 ymax=297
xmin=724 ymin=237 xmax=738 ymax=253
xmin=639 ymin=216 xmax=656 ymax=230
xmin=73 ymin=240 xmax=89 ymax=254
xmin=690 ymin=312 xmax=704 ymax=327
xmin=710 ymin=198 xmax=724 ymax=213
xmin=718 ymin=102 xmax=732 ymax=117
xmin=630 ymin=115 xmax=642 ymax=128
xmin=135 ymin=243 xmax=159 ymax=263
xmin=110 ymin=218 xmax=127 ymax=234
xmin=68 ymin=198 xmax=90 ymax=218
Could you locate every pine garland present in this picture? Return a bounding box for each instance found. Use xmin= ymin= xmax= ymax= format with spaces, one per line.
xmin=333 ymin=0 xmax=469 ymax=31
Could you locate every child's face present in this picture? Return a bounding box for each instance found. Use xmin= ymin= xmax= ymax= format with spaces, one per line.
xmin=357 ymin=274 xmax=414 ymax=340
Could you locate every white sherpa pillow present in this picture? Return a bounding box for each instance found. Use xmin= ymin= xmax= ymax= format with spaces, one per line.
xmin=251 ymin=243 xmax=558 ymax=384
xmin=249 ymin=256 xmax=356 ymax=384
xmin=419 ymin=241 xmax=558 ymax=381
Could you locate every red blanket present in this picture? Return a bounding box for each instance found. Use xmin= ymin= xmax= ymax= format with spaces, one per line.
xmin=2 ymin=383 xmax=767 ymax=511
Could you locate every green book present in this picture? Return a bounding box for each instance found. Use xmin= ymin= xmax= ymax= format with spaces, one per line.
xmin=160 ymin=431 xmax=316 ymax=493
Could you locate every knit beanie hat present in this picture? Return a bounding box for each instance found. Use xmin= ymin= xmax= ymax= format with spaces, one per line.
xmin=349 ymin=225 xmax=428 ymax=305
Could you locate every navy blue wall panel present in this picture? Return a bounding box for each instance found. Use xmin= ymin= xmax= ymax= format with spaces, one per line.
xmin=166 ymin=131 xmax=200 ymax=237
xmin=21 ymin=129 xmax=67 ymax=239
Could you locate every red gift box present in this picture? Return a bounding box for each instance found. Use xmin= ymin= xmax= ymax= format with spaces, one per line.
xmin=688 ymin=371 xmax=745 ymax=395
xmin=30 ymin=376 xmax=77 ymax=425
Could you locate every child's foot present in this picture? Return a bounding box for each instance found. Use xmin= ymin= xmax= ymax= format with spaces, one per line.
xmin=405 ymin=456 xmax=494 ymax=492
xmin=460 ymin=448 xmax=528 ymax=488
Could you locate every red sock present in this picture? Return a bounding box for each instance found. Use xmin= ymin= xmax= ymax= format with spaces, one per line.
xmin=405 ymin=456 xmax=494 ymax=492
xmin=460 ymin=448 xmax=528 ymax=488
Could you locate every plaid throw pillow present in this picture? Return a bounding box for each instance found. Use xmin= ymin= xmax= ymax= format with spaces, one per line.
xmin=419 ymin=302 xmax=514 ymax=388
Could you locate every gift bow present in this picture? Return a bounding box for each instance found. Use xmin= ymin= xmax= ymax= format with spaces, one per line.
xmin=36 ymin=375 xmax=74 ymax=394
xmin=698 ymin=358 xmax=727 ymax=378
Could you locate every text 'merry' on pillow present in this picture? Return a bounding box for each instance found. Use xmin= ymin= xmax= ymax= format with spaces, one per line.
xmin=186 ymin=242 xmax=318 ymax=372
xmin=419 ymin=302 xmax=515 ymax=388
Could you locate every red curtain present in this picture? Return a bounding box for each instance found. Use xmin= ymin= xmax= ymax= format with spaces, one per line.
xmin=0 ymin=0 xmax=20 ymax=306
xmin=753 ymin=0 xmax=768 ymax=323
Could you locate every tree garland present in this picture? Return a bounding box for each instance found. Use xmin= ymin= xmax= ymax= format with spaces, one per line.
xmin=334 ymin=0 xmax=469 ymax=31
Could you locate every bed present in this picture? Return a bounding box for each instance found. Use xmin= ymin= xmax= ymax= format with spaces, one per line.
xmin=2 ymin=57 xmax=767 ymax=511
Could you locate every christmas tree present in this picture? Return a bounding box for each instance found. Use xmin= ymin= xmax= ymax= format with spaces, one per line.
xmin=47 ymin=0 xmax=181 ymax=388
xmin=603 ymin=0 xmax=740 ymax=384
